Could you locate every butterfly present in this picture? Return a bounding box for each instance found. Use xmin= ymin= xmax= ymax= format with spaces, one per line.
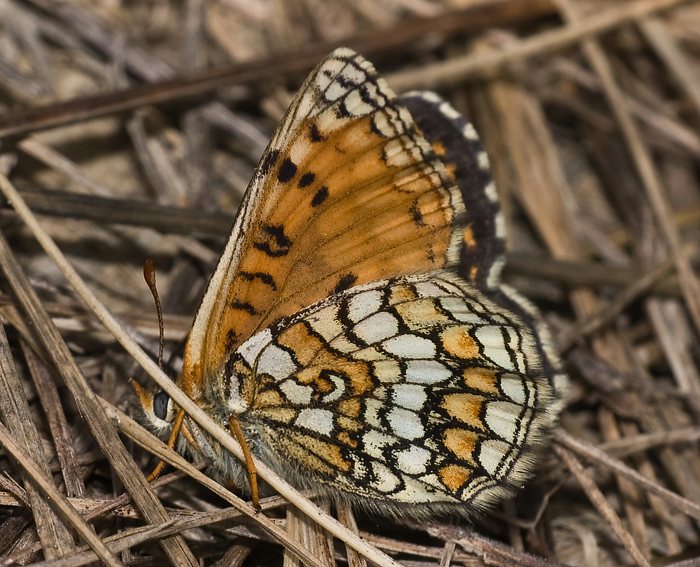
xmin=134 ymin=47 xmax=567 ymax=518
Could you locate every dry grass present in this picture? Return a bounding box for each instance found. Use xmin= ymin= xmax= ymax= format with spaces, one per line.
xmin=1 ymin=0 xmax=700 ymax=565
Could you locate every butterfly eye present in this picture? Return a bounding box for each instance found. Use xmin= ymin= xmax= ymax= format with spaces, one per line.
xmin=153 ymin=391 xmax=170 ymax=420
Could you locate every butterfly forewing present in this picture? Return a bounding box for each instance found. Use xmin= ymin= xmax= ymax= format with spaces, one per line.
xmin=183 ymin=48 xmax=467 ymax=396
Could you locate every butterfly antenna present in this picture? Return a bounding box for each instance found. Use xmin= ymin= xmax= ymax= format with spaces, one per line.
xmin=143 ymin=258 xmax=164 ymax=369
xmin=146 ymin=408 xmax=186 ymax=481
xmin=142 ymin=259 xmax=186 ymax=482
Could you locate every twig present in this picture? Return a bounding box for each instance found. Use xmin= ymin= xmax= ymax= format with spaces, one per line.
xmin=638 ymin=16 xmax=700 ymax=118
xmin=388 ymin=0 xmax=695 ymax=90
xmin=0 ymin=421 xmax=123 ymax=567
xmin=555 ymin=430 xmax=700 ymax=522
xmin=0 ymin=0 xmax=555 ymax=139
xmin=22 ymin=343 xmax=85 ymax=498
xmin=100 ymin=400 xmax=328 ymax=567
xmin=0 ymin=179 xmax=198 ymax=566
xmin=554 ymin=443 xmax=651 ymax=567
xmin=556 ymin=0 xmax=700 ymax=338
xmin=0 ymin=326 xmax=75 ymax=558
xmin=558 ymin=258 xmax=674 ymax=351
xmin=600 ymin=426 xmax=700 ymax=458
xmin=425 ymin=526 xmax=563 ymax=567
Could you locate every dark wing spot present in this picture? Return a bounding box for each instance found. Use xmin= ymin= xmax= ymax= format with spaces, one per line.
xmin=277 ymin=158 xmax=297 ymax=183
xmin=238 ymin=271 xmax=277 ymax=290
xmin=311 ymin=186 xmax=329 ymax=207
xmin=309 ymin=123 xmax=326 ymax=142
xmin=298 ymin=172 xmax=316 ymax=188
xmin=225 ymin=330 xmax=237 ymax=352
xmin=337 ymin=101 xmax=351 ymax=118
xmin=231 ymin=301 xmax=259 ymax=316
xmin=259 ymin=149 xmax=280 ymax=175
xmin=410 ymin=201 xmax=425 ymax=226
xmin=335 ymin=73 xmax=355 ymax=89
xmin=334 ymin=273 xmax=357 ymax=294
xmin=254 ymin=224 xmax=292 ymax=257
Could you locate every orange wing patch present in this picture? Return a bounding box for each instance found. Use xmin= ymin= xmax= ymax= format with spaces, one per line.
xmin=225 ymin=113 xmax=459 ymax=347
xmin=439 ymin=464 xmax=472 ymax=494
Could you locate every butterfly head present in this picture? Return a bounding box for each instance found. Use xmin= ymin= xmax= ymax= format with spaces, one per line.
xmin=131 ymin=379 xmax=177 ymax=437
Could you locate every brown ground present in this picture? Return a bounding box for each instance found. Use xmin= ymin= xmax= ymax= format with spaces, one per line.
xmin=0 ymin=1 xmax=699 ymax=566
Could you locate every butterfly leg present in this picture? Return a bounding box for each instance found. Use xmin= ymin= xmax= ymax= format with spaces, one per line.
xmin=228 ymin=415 xmax=261 ymax=511
xmin=147 ymin=408 xmax=186 ymax=481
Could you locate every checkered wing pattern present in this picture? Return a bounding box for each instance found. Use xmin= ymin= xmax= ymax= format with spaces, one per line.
xmin=216 ymin=273 xmax=558 ymax=515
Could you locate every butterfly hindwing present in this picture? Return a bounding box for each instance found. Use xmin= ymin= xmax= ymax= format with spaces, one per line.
xmin=183 ymin=49 xmax=467 ymax=396
xmin=227 ymin=273 xmax=557 ymax=514
xmin=400 ymin=92 xmax=506 ymax=292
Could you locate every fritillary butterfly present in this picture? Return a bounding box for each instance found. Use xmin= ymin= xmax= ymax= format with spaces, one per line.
xmin=135 ymin=48 xmax=568 ymax=517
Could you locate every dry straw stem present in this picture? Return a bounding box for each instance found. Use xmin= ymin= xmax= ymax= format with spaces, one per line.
xmin=452 ymin=532 xmax=562 ymax=567
xmin=22 ymin=344 xmax=86 ymax=500
xmin=0 ymin=175 xmax=403 ymax=567
xmin=638 ymin=16 xmax=700 ymax=117
xmin=556 ymin=0 xmax=700 ymax=353
xmin=32 ymin=507 xmax=273 ymax=567
xmin=0 ymin=0 xmax=554 ymax=139
xmin=387 ymin=0 xmax=695 ymax=90
xmin=555 ymin=430 xmax=700 ymax=522
xmin=21 ymin=342 xmax=85 ymax=498
xmin=102 ymin=400 xmax=328 ymax=567
xmin=379 ymin=526 xmax=563 ymax=567
xmin=24 ymin=400 xmax=326 ymax=567
xmin=0 ymin=189 xmax=200 ymax=566
xmin=284 ymin=504 xmax=336 ymax=567
xmin=552 ymin=3 xmax=700 ymax=523
xmin=0 ymin=0 xmax=688 ymax=140
xmin=507 ymin=253 xmax=682 ymax=297
xmin=554 ymin=443 xmax=651 ymax=567
xmin=0 ymin=324 xmax=74 ymax=558
xmin=600 ymin=426 xmax=700 ymax=459
xmin=468 ymin=7 xmax=699 ymax=560
xmin=0 ymin=421 xmax=122 ymax=566
xmin=437 ymin=540 xmax=455 ymax=567
xmin=335 ymin=499 xmax=368 ymax=567
xmin=6 ymin=183 xmax=700 ymax=264
xmin=558 ymin=258 xmax=675 ymax=351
